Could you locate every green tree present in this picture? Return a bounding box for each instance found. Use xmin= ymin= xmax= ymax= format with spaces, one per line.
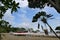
xmin=0 ymin=0 xmax=20 ymax=19
xmin=55 ymin=26 xmax=60 ymax=30
xmin=28 ymin=0 xmax=60 ymax=13
xmin=0 ymin=0 xmax=19 ymax=39
xmin=0 ymin=0 xmax=20 ymax=32
xmin=19 ymin=28 xmax=26 ymax=31
xmin=10 ymin=27 xmax=19 ymax=32
xmin=0 ymin=20 xmax=12 ymax=33
xmin=55 ymin=26 xmax=60 ymax=33
xmin=0 ymin=20 xmax=12 ymax=40
xmin=32 ymin=11 xmax=60 ymax=39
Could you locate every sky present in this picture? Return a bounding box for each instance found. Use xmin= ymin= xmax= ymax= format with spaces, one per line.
xmin=2 ymin=0 xmax=60 ymax=31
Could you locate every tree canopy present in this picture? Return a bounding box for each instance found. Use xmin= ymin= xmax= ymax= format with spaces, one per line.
xmin=55 ymin=26 xmax=60 ymax=30
xmin=0 ymin=0 xmax=20 ymax=19
xmin=28 ymin=0 xmax=60 ymax=13
xmin=0 ymin=0 xmax=20 ymax=33
xmin=0 ymin=20 xmax=11 ymax=33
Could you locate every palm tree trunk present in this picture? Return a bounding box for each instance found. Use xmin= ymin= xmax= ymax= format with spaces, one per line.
xmin=46 ymin=22 xmax=60 ymax=39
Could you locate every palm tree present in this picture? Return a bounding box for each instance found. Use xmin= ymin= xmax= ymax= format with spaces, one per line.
xmin=32 ymin=11 xmax=60 ymax=39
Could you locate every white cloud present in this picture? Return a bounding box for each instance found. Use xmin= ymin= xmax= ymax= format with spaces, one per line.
xmin=17 ymin=8 xmax=29 ymax=22
xmin=15 ymin=0 xmax=28 ymax=7
xmin=18 ymin=22 xmax=38 ymax=30
xmin=20 ymin=8 xmax=27 ymax=14
xmin=2 ymin=9 xmax=15 ymax=26
xmin=16 ymin=13 xmax=38 ymax=30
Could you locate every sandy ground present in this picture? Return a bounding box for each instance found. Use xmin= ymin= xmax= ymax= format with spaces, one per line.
xmin=1 ymin=33 xmax=60 ymax=40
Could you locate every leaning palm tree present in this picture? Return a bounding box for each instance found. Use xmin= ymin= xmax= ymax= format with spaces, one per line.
xmin=32 ymin=11 xmax=60 ymax=39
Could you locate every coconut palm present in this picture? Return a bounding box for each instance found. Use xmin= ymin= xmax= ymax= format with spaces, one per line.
xmin=32 ymin=11 xmax=60 ymax=39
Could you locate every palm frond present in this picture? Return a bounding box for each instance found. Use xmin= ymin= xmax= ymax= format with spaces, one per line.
xmin=46 ymin=14 xmax=53 ymax=18
xmin=32 ymin=11 xmax=53 ymax=23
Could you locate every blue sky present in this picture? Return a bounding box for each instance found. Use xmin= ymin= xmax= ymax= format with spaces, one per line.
xmin=2 ymin=0 xmax=60 ymax=31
